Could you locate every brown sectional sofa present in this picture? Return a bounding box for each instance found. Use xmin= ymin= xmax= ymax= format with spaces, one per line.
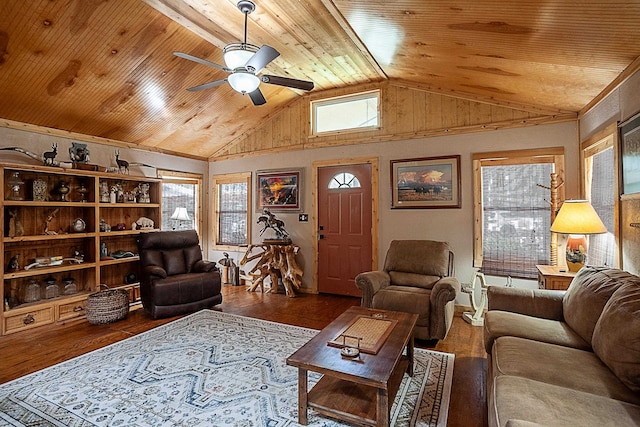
xmin=484 ymin=266 xmax=640 ymax=427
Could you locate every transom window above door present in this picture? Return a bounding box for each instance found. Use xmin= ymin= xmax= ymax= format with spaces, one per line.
xmin=328 ymin=172 xmax=361 ymax=189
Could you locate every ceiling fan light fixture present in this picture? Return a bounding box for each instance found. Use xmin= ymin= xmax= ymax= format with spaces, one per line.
xmin=228 ymin=72 xmax=260 ymax=94
xmin=223 ymin=43 xmax=259 ymax=69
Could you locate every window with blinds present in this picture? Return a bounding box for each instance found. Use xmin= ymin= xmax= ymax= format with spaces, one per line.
xmin=218 ymin=182 xmax=248 ymax=245
xmin=473 ymin=149 xmax=564 ymax=279
xmin=158 ymin=172 xmax=202 ymax=233
xmin=162 ymin=182 xmax=197 ymax=231
xmin=584 ymin=134 xmax=617 ymax=267
xmin=213 ymin=173 xmax=251 ymax=248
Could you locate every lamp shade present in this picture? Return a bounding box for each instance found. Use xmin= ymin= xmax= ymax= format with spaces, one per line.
xmin=170 ymin=207 xmax=190 ymax=221
xmin=550 ymin=200 xmax=607 ymax=235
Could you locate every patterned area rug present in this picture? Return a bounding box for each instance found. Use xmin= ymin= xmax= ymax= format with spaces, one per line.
xmin=0 ymin=310 xmax=454 ymax=427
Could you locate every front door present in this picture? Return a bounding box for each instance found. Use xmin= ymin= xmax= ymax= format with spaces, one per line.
xmin=317 ymin=163 xmax=372 ymax=296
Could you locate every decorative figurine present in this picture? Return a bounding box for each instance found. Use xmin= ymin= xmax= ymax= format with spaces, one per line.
xmin=44 ymin=208 xmax=59 ymax=235
xmin=7 ymin=255 xmax=20 ymax=272
xmin=257 ymin=208 xmax=290 ymax=242
xmin=43 ymin=143 xmax=58 ymax=166
xmin=69 ymin=142 xmax=90 ymax=163
xmin=132 ymin=216 xmax=154 ymax=230
xmin=115 ymin=150 xmax=129 ymax=174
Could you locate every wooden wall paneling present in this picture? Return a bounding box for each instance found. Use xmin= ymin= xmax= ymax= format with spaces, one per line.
xmin=213 ymin=82 xmax=564 ymax=161
xmin=426 ymin=93 xmax=444 ymax=130
xmin=412 ymin=90 xmax=427 ymax=131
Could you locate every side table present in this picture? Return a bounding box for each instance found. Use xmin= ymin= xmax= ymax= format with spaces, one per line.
xmin=536 ymin=265 xmax=576 ymax=290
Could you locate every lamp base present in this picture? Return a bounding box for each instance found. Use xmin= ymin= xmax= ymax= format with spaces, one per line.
xmin=565 ymin=234 xmax=587 ymax=273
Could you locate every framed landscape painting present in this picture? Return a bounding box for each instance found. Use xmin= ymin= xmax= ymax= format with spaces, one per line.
xmin=619 ymin=112 xmax=640 ymax=197
xmin=391 ymin=155 xmax=461 ymax=209
xmin=256 ymin=169 xmax=302 ymax=211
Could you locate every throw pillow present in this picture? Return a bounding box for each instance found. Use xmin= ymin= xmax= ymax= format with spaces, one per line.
xmin=592 ymin=281 xmax=640 ymax=392
xmin=562 ymin=266 xmax=631 ymax=344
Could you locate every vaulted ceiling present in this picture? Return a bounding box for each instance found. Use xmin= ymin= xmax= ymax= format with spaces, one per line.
xmin=1 ymin=0 xmax=639 ymax=160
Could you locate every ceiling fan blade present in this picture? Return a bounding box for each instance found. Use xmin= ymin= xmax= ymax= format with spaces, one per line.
xmin=260 ymin=74 xmax=314 ymax=91
xmin=173 ymin=51 xmax=230 ymax=72
xmin=245 ymin=45 xmax=280 ymax=73
xmin=186 ymin=79 xmax=228 ymax=92
xmin=248 ymin=88 xmax=267 ymax=106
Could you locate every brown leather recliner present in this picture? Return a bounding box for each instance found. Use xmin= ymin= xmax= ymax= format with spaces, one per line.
xmin=137 ymin=230 xmax=222 ymax=319
xmin=355 ymin=240 xmax=460 ymax=341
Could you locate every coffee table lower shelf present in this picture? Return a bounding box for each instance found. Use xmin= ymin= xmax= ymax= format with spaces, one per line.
xmin=306 ymin=356 xmax=410 ymax=426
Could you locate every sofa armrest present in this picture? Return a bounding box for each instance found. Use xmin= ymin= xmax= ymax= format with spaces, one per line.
xmin=487 ymin=286 xmax=565 ymax=321
xmin=430 ymin=276 xmax=460 ymax=305
xmin=144 ymin=265 xmax=167 ymax=279
xmin=429 ymin=276 xmax=461 ymax=338
xmin=193 ymin=260 xmax=217 ymax=273
xmin=355 ymin=271 xmax=390 ymax=307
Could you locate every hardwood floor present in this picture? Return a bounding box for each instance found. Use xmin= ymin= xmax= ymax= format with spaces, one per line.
xmin=0 ymin=285 xmax=488 ymax=426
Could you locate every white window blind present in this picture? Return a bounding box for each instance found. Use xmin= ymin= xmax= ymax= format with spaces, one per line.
xmin=162 ymin=181 xmax=197 ymax=231
xmin=587 ymin=146 xmax=615 ymax=267
xmin=218 ymin=182 xmax=248 ymax=246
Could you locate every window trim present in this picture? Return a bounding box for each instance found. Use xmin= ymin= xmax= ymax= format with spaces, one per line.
xmin=211 ymin=172 xmax=252 ymax=250
xmin=472 ymin=147 xmax=565 ymax=272
xmin=310 ymin=89 xmax=381 ymax=136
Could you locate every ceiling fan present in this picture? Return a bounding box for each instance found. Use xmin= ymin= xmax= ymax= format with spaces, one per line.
xmin=173 ymin=0 xmax=314 ymax=106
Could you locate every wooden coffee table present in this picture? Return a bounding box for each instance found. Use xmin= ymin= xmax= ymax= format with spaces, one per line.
xmin=286 ymin=306 xmax=418 ymax=426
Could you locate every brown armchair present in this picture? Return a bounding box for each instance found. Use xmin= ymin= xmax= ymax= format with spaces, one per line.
xmin=137 ymin=230 xmax=222 ymax=319
xmin=355 ymin=240 xmax=460 ymax=340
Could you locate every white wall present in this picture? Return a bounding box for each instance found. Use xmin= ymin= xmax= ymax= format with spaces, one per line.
xmin=209 ymin=121 xmax=579 ymax=303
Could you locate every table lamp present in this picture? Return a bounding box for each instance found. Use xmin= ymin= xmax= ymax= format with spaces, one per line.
xmin=550 ymin=200 xmax=607 ymax=272
xmin=170 ymin=207 xmax=191 ymax=230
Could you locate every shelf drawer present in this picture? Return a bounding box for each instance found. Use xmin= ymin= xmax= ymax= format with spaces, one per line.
xmin=4 ymin=306 xmax=54 ymax=334
xmin=58 ymin=298 xmax=87 ymax=321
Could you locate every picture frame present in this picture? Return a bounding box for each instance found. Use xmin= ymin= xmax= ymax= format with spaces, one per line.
xmin=390 ymin=155 xmax=461 ymax=209
xmin=256 ymin=169 xmax=302 ymax=212
xmin=619 ymin=112 xmax=640 ymax=197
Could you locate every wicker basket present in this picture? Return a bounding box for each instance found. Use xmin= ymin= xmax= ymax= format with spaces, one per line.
xmin=86 ymin=289 xmax=129 ymax=325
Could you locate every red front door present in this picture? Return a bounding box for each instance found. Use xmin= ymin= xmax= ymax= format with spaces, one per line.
xmin=317 ymin=164 xmax=372 ymax=296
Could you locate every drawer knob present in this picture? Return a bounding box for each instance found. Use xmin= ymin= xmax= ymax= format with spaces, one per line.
xmin=73 ymin=306 xmax=84 ymax=312
xmin=23 ymin=314 xmax=35 ymax=325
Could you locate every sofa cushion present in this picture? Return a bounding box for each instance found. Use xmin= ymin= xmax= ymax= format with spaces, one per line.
xmin=162 ymin=249 xmax=187 ymax=275
xmin=592 ymin=281 xmax=640 ymax=393
xmin=563 ymin=266 xmax=630 ymax=345
xmin=490 ymin=375 xmax=640 ymax=427
xmin=492 ymin=336 xmax=640 ymax=404
xmin=372 ymin=285 xmax=430 ymax=326
xmin=484 ymin=310 xmax=590 ymax=354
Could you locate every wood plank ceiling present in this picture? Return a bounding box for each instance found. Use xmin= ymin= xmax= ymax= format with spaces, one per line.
xmin=0 ymin=0 xmax=639 ymax=160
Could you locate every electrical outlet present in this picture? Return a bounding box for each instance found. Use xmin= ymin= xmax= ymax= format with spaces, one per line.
xmin=299 ymin=213 xmax=309 ymax=222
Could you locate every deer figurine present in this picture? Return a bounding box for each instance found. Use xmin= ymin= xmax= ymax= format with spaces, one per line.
xmin=43 ymin=143 xmax=57 ymax=166
xmin=115 ymin=150 xmax=129 ymax=174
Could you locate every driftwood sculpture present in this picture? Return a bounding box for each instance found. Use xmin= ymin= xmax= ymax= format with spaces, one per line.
xmin=239 ymin=243 xmax=302 ymax=297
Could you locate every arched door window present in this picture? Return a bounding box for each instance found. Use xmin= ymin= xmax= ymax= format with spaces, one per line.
xmin=328 ymin=172 xmax=361 ymax=189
